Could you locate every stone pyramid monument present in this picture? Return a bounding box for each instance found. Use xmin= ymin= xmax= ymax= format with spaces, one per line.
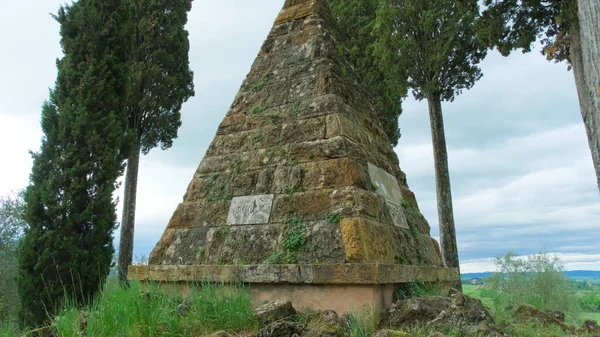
xmin=129 ymin=0 xmax=457 ymax=312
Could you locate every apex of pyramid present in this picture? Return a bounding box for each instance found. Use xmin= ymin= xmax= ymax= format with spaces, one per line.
xmin=276 ymin=0 xmax=327 ymax=24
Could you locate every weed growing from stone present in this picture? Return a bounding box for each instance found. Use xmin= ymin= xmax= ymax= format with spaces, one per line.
xmin=401 ymin=199 xmax=411 ymax=209
xmin=410 ymin=226 xmax=420 ymax=238
xmin=267 ymin=216 xmax=307 ymax=264
xmin=196 ymin=247 xmax=205 ymax=259
xmin=244 ymin=76 xmax=269 ymax=92
xmin=399 ymin=255 xmax=409 ymax=265
xmin=283 ymin=184 xmax=300 ymax=195
xmin=372 ymin=183 xmax=379 ymax=191
xmin=340 ymin=65 xmax=348 ymax=78
xmin=283 ymin=216 xmax=307 ymax=253
xmin=325 ymin=212 xmax=342 ymax=224
xmin=291 ymin=101 xmax=303 ymax=115
xmin=207 ymin=174 xmax=233 ymax=202
xmin=216 ymin=227 xmax=231 ymax=238
xmin=249 ymin=104 xmax=268 ymax=115
xmin=253 ymin=133 xmax=264 ymax=144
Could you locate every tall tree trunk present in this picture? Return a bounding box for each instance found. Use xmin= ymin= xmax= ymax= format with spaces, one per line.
xmin=427 ymin=95 xmax=462 ymax=291
xmin=118 ymin=140 xmax=141 ymax=285
xmin=574 ymin=0 xmax=600 ymax=192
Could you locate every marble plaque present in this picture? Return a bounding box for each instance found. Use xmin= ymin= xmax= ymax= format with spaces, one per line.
xmin=227 ymin=194 xmax=274 ymax=225
xmin=368 ymin=163 xmax=404 ymax=204
xmin=386 ymin=200 xmax=409 ymax=229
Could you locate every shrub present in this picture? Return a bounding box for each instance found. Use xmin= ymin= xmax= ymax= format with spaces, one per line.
xmin=486 ymin=252 xmax=580 ymax=319
xmin=579 ymin=293 xmax=600 ymax=312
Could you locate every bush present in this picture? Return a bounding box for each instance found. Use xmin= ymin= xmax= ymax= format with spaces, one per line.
xmin=486 ymin=252 xmax=580 ymax=319
xmin=579 ymin=293 xmax=600 ymax=312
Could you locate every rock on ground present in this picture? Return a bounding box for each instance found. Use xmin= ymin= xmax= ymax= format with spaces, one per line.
xmin=382 ymin=292 xmax=504 ymax=337
xmin=255 ymin=300 xmax=297 ymax=326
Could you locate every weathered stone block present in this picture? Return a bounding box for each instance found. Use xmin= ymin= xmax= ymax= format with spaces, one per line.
xmin=271 ymin=190 xmax=332 ymax=222
xmin=339 ymin=217 xmax=397 ymax=263
xmin=281 ymin=116 xmax=326 ymax=143
xmin=148 ymin=227 xmax=209 ymax=265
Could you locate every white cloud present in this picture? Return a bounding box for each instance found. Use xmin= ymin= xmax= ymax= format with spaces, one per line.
xmin=461 ymin=253 xmax=600 ymax=274
xmin=0 ymin=115 xmax=42 ymax=193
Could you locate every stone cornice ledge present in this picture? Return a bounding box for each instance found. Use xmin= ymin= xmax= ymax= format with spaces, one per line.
xmin=129 ymin=264 xmax=459 ymax=284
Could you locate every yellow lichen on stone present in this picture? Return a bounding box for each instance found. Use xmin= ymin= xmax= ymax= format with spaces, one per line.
xmin=275 ymin=1 xmax=315 ymax=24
xmin=339 ymin=217 xmax=397 ymax=263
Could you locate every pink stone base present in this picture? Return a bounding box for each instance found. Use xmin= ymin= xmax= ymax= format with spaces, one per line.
xmin=153 ymin=281 xmax=397 ymax=313
xmin=248 ymin=283 xmax=397 ymax=313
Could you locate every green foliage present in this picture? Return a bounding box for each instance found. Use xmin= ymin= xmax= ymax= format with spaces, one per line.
xmin=196 ymin=247 xmax=205 ymax=259
xmin=579 ymin=293 xmax=600 ymax=312
xmin=345 ymin=308 xmax=378 ymax=337
xmin=410 ymin=226 xmax=420 ymax=238
xmin=244 ymin=76 xmax=269 ymax=92
xmin=283 ymin=185 xmax=300 ymax=195
xmin=206 ymin=174 xmax=233 ymax=202
xmin=249 ymin=104 xmax=268 ymax=115
xmin=216 ymin=227 xmax=231 ymax=238
xmin=475 ymin=0 xmax=578 ymax=63
xmin=400 ymin=200 xmax=411 ymax=209
xmin=396 ymin=281 xmax=443 ymax=300
xmin=0 ymin=191 xmax=25 ymax=324
xmin=253 ymin=133 xmax=264 ymax=144
xmin=325 ymin=212 xmax=342 ymax=224
xmin=291 ymin=101 xmax=304 ymax=115
xmin=283 ymin=216 xmax=308 ymax=254
xmin=18 ymin=0 xmax=130 ymax=326
xmin=486 ymin=252 xmax=581 ymax=318
xmin=329 ymin=0 xmax=405 ymax=145
xmin=371 ymin=183 xmax=379 ymax=191
xmin=49 ymin=280 xmax=257 ymax=336
xmin=374 ymin=0 xmax=486 ymax=103
xmin=268 ymin=216 xmax=307 ymax=264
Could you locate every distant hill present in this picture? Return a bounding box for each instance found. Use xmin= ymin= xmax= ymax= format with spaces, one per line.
xmin=462 ymin=270 xmax=600 ymax=279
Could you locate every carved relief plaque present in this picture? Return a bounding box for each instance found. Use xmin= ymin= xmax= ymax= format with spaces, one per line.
xmin=227 ymin=194 xmax=274 ymax=225
xmin=386 ymin=200 xmax=409 ymax=229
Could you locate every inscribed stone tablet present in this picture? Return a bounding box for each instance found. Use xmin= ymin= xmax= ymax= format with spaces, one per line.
xmin=367 ymin=163 xmax=404 ymax=204
xmin=386 ymin=200 xmax=409 ymax=229
xmin=227 ymin=194 xmax=274 ymax=225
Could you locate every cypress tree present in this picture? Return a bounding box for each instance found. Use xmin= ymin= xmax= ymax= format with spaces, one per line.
xmin=18 ymin=0 xmax=129 ymax=326
xmin=329 ymin=0 xmax=405 ymax=146
xmin=374 ymin=0 xmax=487 ymax=290
xmin=117 ymin=0 xmax=194 ymax=285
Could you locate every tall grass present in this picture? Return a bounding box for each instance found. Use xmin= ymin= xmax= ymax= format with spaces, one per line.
xmin=345 ymin=307 xmax=378 ymax=337
xmin=44 ymin=279 xmax=258 ymax=337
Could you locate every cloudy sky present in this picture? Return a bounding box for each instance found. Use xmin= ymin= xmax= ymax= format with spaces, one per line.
xmin=1 ymin=0 xmax=598 ymax=273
